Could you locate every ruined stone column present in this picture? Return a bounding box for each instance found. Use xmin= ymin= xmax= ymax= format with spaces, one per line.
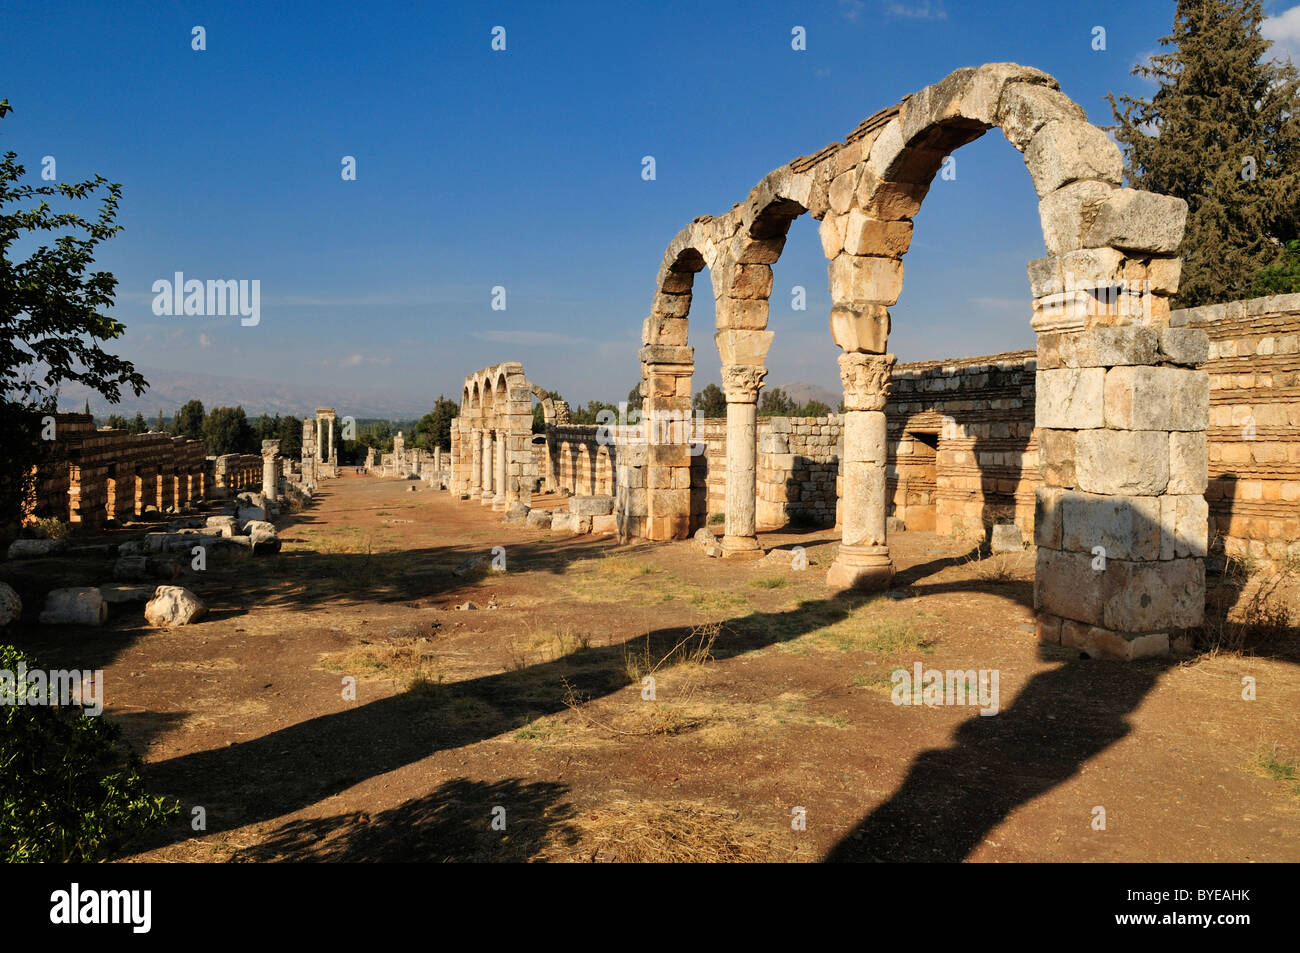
xmin=326 ymin=416 xmax=335 ymax=465
xmin=469 ymin=428 xmax=483 ymax=499
xmin=261 ymin=440 xmax=280 ymax=502
xmin=720 ymin=363 xmax=767 ymax=558
xmin=828 ymin=353 xmax=896 ymax=591
xmin=316 ymin=416 xmax=324 ymax=462
xmin=493 ymin=432 xmax=508 ymax=510
xmin=480 ymin=430 xmax=494 ymax=505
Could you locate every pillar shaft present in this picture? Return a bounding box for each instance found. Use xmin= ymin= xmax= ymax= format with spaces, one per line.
xmin=720 ymin=364 xmax=766 ymax=558
xmin=481 ymin=430 xmax=494 ymax=504
xmin=494 ymin=432 xmax=508 ymax=509
xmin=828 ymin=352 xmax=896 ymax=591
xmin=469 ymin=428 xmax=482 ymax=497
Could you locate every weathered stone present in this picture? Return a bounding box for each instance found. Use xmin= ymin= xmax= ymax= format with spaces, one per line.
xmin=1034 ymin=487 xmax=1064 ymax=548
xmin=1102 ymin=557 xmax=1203 ymax=631
xmin=112 ymin=555 xmax=151 ymax=581
xmin=502 ymin=502 xmax=530 ymax=524
xmin=1060 ymin=490 xmax=1162 ymax=561
xmin=591 ymin=514 xmax=617 ymax=534
xmin=1157 ymin=328 xmax=1208 ymax=367
xmin=1024 ymin=120 xmax=1124 ymax=197
xmin=1035 ymin=368 xmax=1104 ymax=429
xmin=1037 ymin=180 xmax=1114 ymax=257
xmin=1026 ymin=257 xmax=1063 ymax=297
xmin=1103 ymin=366 xmax=1209 ymax=431
xmin=829 ymin=306 xmax=891 ymax=353
xmin=1035 ymin=548 xmax=1104 ymax=626
xmin=990 ymin=523 xmax=1024 ymax=553
xmin=0 ymin=582 xmax=21 ymax=627
xmin=205 ymin=515 xmax=239 ymax=537
xmin=829 ymin=254 xmax=905 ymax=307
xmin=39 ymin=587 xmax=107 ymax=626
xmin=145 ymin=586 xmax=208 ymax=627
xmin=1159 ymin=494 xmax=1208 ymax=560
xmin=525 ymin=508 xmax=553 ymax=529
xmin=1061 ymin=621 xmax=1169 ymax=660
xmin=1038 ymin=327 xmax=1158 ymax=369
xmin=841 ymin=212 xmax=913 ymax=258
xmin=1082 ymin=189 xmax=1188 ymax=255
xmin=98 ymin=584 xmax=157 ymax=605
xmin=570 ymin=495 xmax=614 ymax=517
xmin=7 ymin=538 xmax=68 ymax=559
xmin=998 ymin=82 xmax=1088 ymax=151
xmin=1075 ymin=430 xmax=1169 ymax=496
xmin=1037 ymin=430 xmax=1077 ymax=488
xmin=236 ymin=504 xmax=267 ymax=525
xmin=1168 ymin=431 xmax=1208 ymax=495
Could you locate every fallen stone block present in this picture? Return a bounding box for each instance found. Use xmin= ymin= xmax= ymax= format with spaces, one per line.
xmin=570 ymin=495 xmax=615 ymax=517
xmin=113 ymin=555 xmax=151 ymax=581
xmin=99 ymin=584 xmax=157 ymax=605
xmin=205 ymin=515 xmax=239 ymax=537
xmin=591 ymin=514 xmax=617 ymax=534
xmin=236 ymin=505 xmax=267 ymax=525
xmin=990 ymin=524 xmax=1025 ymax=553
xmin=7 ymin=538 xmax=68 ymax=559
xmin=40 ymin=587 xmax=107 ymax=626
xmin=693 ymin=527 xmax=718 ymax=550
xmin=0 ymin=582 xmax=22 ymax=627
xmin=502 ymin=502 xmax=530 ymax=524
xmin=525 ymin=508 xmax=553 ymax=530
xmin=452 ymin=553 xmax=492 ymax=576
xmin=145 ymin=586 xmax=208 ymax=627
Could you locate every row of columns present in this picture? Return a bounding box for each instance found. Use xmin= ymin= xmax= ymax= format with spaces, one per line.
xmin=466 ymin=427 xmax=508 ymax=510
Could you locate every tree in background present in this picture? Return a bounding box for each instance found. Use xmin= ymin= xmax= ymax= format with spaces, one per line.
xmin=1108 ymin=0 xmax=1300 ymax=307
xmin=0 ymin=99 xmax=146 ymax=525
xmin=278 ymin=414 xmax=302 ymax=459
xmin=692 ymin=383 xmax=727 ymax=418
xmin=105 ymin=413 xmax=127 ymax=430
xmin=758 ymin=387 xmax=797 ymax=417
xmin=626 ymin=385 xmax=642 ymax=412
xmin=128 ymin=412 xmax=146 ymax=435
xmin=154 ymin=410 xmax=166 ymax=433
xmin=413 ymin=396 xmax=459 ymax=450
xmin=202 ymin=405 xmax=252 ymax=456
xmin=1252 ymin=239 xmax=1300 ymax=294
xmin=174 ymin=399 xmax=204 ymax=440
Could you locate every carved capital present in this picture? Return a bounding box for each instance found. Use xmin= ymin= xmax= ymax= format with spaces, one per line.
xmin=721 ymin=364 xmax=768 ymax=404
xmin=838 ymin=352 xmax=896 ymax=411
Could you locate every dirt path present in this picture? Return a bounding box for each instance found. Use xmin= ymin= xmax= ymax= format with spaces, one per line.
xmin=13 ymin=473 xmax=1299 ymax=861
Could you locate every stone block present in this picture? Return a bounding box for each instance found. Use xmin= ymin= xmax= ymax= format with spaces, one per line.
xmin=1035 ymin=368 xmax=1104 ymax=429
xmin=39 ymin=587 xmax=108 ymax=626
xmin=1060 ymin=490 xmax=1161 ymax=561
xmin=1082 ymin=189 xmax=1188 ymax=255
xmin=1027 ymin=256 xmax=1063 ymax=297
xmin=1103 ymin=366 xmax=1208 ymax=431
xmin=842 ymin=212 xmax=913 ymax=258
xmin=1061 ymin=621 xmax=1169 ymax=660
xmin=1035 ymin=547 xmax=1104 ymax=626
xmin=998 ymin=83 xmax=1088 ymax=152
xmin=1038 ymin=180 xmax=1114 ymax=257
xmin=1074 ymin=430 xmax=1169 ymax=496
xmin=1168 ymin=431 xmax=1208 ymax=495
xmin=1159 ymin=494 xmax=1208 ymax=560
xmin=1034 ymin=486 xmax=1063 ymax=548
xmin=1024 ymin=120 xmax=1124 ymax=197
xmin=990 ymin=523 xmax=1024 ymax=553
xmin=829 ymin=306 xmax=890 ymax=353
xmin=829 ymin=254 xmax=905 ymax=307
xmin=1102 ymin=557 xmax=1204 ymax=631
xmin=1157 ymin=328 xmax=1208 ymax=367
xmin=591 ymin=514 xmax=617 ymax=534
xmin=1038 ymin=326 xmax=1158 ymax=369
xmin=570 ymin=495 xmax=614 ymax=517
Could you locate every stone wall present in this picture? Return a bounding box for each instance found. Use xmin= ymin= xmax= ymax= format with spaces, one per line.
xmin=1175 ymin=294 xmax=1300 ymax=565
xmin=24 ymin=413 xmax=220 ymax=528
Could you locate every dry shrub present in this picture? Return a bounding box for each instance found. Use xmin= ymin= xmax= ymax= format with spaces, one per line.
xmin=1198 ymin=552 xmax=1297 ymax=655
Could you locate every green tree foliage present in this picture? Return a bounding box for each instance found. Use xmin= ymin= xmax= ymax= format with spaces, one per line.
xmin=626 ymin=385 xmax=643 ymax=412
xmin=278 ymin=414 xmax=302 ymax=459
xmin=413 ymin=396 xmax=459 ymax=450
xmin=1108 ymin=0 xmax=1300 ymax=307
xmin=174 ymin=398 xmax=204 ymax=440
xmin=1 ymin=644 xmax=178 ymax=861
xmin=1252 ymin=238 xmax=1300 ymax=294
xmin=104 ymin=413 xmax=127 ymax=430
xmin=128 ymin=412 xmax=146 ymax=435
xmin=758 ymin=387 xmax=797 ymax=417
xmin=202 ymin=405 xmax=253 ymax=455
xmin=692 ymin=383 xmax=727 ymax=418
xmin=154 ymin=410 xmax=166 ymax=433
xmin=0 ymin=99 xmax=146 ymax=525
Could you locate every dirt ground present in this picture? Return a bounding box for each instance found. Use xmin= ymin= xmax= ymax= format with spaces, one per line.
xmin=6 ymin=471 xmax=1299 ymax=862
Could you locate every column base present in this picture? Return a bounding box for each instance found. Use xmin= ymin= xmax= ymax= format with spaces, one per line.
xmin=493 ymin=496 xmax=508 ymax=511
xmin=826 ymin=544 xmax=894 ymax=592
xmin=721 ymin=534 xmax=764 ymax=559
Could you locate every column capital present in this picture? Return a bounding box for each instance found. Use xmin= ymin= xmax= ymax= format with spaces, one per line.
xmin=838 ymin=352 xmax=897 ymax=411
xmin=721 ymin=364 xmax=768 ymax=404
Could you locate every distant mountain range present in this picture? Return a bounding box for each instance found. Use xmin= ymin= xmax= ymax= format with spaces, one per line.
xmin=773 ymin=381 xmax=840 ymax=409
xmin=58 ymin=367 xmax=432 ymax=420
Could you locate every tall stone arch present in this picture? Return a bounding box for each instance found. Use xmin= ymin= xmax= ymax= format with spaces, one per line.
xmin=633 ymin=62 xmax=1203 ymax=658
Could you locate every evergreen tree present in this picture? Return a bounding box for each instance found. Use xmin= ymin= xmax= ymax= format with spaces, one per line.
xmin=174 ymin=399 xmax=205 ymax=440
xmin=1108 ymin=0 xmax=1300 ymax=307
xmin=692 ymin=383 xmax=727 ymax=418
xmin=128 ymin=412 xmax=146 ymax=435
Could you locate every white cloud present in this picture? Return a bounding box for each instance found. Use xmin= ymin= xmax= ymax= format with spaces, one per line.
xmin=885 ymin=0 xmax=948 ymax=21
xmin=1263 ymin=5 xmax=1300 ymax=63
xmin=336 ymin=353 xmax=392 ymax=367
xmin=838 ymin=0 xmax=866 ymax=23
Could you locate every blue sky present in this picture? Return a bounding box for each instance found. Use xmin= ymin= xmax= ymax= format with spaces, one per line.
xmin=3 ymin=1 xmax=1298 ymax=415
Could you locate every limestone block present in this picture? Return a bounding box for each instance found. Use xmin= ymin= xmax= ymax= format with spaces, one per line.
xmin=570 ymin=495 xmax=615 ymax=517
xmin=1102 ymin=557 xmax=1203 ymax=631
xmin=828 ymin=171 xmax=856 ymax=214
xmin=205 ymin=515 xmax=239 ymax=537
xmin=715 ymin=329 xmax=774 ymax=366
xmin=841 ymin=212 xmax=913 ymax=258
xmin=1060 ymin=247 xmax=1125 ymax=286
xmin=145 ymin=586 xmax=208 ymax=627
xmin=1147 ymin=258 xmax=1183 ymax=295
xmin=591 ymin=514 xmax=617 ymax=534
xmin=1103 ymin=366 xmax=1209 ymax=431
xmin=40 ymin=587 xmax=108 ymax=626
xmin=1035 ymin=548 xmax=1104 ymax=626
xmin=1038 ymin=326 xmax=1158 ymax=369
xmin=1061 ymin=621 xmax=1169 ymax=660
xmin=1026 ymin=257 xmax=1063 ymax=298
xmin=998 ymin=83 xmax=1088 ymax=151
xmin=1157 ymin=328 xmax=1208 ymax=367
xmin=729 ymin=264 xmax=774 ymax=299
xmin=1060 ymin=490 xmax=1162 ymax=561
xmin=867 ymin=118 xmax=906 ymax=180
xmin=1024 ymin=120 xmax=1124 ymax=197
xmin=0 ymin=582 xmax=20 ymax=627
xmin=1082 ymin=189 xmax=1188 ymax=255
xmin=1035 ymin=368 xmax=1105 ymax=429
xmin=819 ymin=215 xmax=845 ymax=258
xmin=1168 ymin=431 xmax=1208 ymax=495
xmin=959 ymin=62 xmax=1058 ymax=128
xmin=502 ymin=502 xmax=530 ymax=524
xmin=1075 ymin=430 xmax=1169 ymax=496
xmin=829 ymin=306 xmax=890 ymax=353
xmin=98 ymin=584 xmax=156 ymax=605
xmin=990 ymin=523 xmax=1025 ymax=553
xmin=1159 ymin=494 xmax=1208 ymax=560
xmin=1034 ymin=486 xmax=1064 ymax=548
xmin=829 ymin=254 xmax=905 ymax=307
xmin=843 ymin=416 xmax=887 ymax=464
xmin=1038 ymin=180 xmax=1114 ymax=257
